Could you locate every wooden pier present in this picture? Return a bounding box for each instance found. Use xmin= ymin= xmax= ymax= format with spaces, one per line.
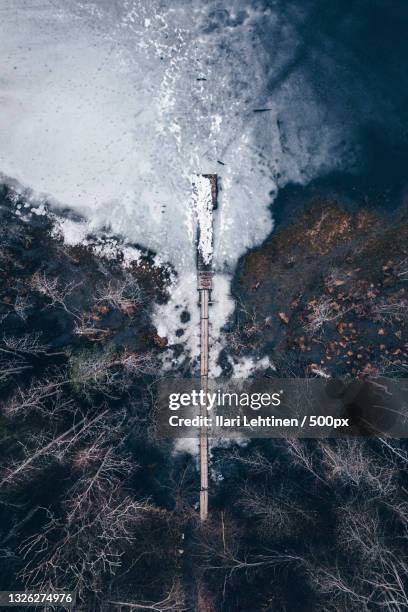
xmin=195 ymin=174 xmax=217 ymax=522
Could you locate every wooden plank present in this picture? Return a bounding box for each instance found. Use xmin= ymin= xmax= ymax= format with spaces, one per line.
xmin=199 ymin=287 xmax=209 ymax=522
xmin=195 ymin=173 xmax=217 ymax=523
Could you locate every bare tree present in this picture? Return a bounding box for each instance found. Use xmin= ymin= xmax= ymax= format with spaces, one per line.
xmin=319 ymin=439 xmax=396 ymax=495
xmin=310 ymin=556 xmax=408 ymax=612
xmin=30 ymin=271 xmax=82 ymax=316
xmin=0 ymin=334 xmax=64 ymax=386
xmin=223 ymin=301 xmax=263 ymax=353
xmin=239 ymin=484 xmax=313 ymax=539
xmin=284 ymin=438 xmax=327 ymax=485
xmin=69 ymin=349 xmax=156 ymax=399
xmin=336 ymin=502 xmax=382 ymax=561
xmin=195 ymin=512 xmax=303 ymax=580
xmin=95 ymin=275 xmax=143 ymax=316
xmin=73 ymin=313 xmax=112 ymax=342
xmin=13 ymin=293 xmax=30 ymax=321
xmin=222 ymin=447 xmax=275 ymax=475
xmin=19 ymin=443 xmax=155 ymax=600
xmin=1 ymin=332 xmax=46 ymax=355
xmin=0 ymin=408 xmax=109 ymax=488
xmin=107 ymin=581 xmax=186 ymax=611
xmin=0 ymin=355 xmax=32 ymax=385
xmin=1 ymin=375 xmax=68 ymax=420
xmin=305 ymin=297 xmax=348 ymax=335
xmin=372 ymin=296 xmax=408 ymax=324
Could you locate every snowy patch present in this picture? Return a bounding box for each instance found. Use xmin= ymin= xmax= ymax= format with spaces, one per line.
xmin=153 ymin=272 xmax=200 ymax=370
xmin=192 ymin=175 xmax=213 ymax=266
xmin=51 ymin=217 xmax=89 ymax=245
xmin=122 ymin=246 xmax=143 ymax=267
xmin=228 ymin=355 xmax=273 ymax=379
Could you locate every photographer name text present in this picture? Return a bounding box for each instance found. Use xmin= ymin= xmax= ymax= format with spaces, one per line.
xmin=168 ymin=415 xmax=350 ymax=429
